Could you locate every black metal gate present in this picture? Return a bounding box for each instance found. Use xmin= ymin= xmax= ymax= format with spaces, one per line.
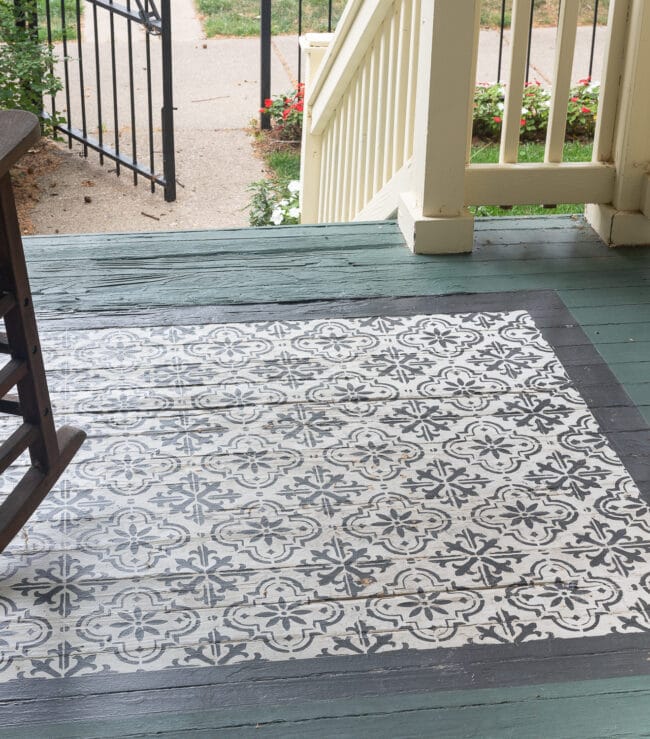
xmin=43 ymin=0 xmax=176 ymax=201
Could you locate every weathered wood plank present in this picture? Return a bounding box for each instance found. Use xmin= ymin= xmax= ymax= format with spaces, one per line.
xmin=8 ymin=218 xmax=650 ymax=738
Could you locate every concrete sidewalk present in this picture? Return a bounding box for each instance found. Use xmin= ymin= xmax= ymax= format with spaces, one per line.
xmin=28 ymin=3 xmax=607 ymax=236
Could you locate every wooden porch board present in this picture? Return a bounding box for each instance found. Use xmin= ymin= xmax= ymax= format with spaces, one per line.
xmin=23 ymin=216 xmax=650 ymax=427
xmin=5 ymin=216 xmax=650 ymax=738
xmin=7 ymin=675 xmax=650 ymax=738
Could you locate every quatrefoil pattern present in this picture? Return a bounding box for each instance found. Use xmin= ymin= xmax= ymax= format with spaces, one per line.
xmin=0 ymin=309 xmax=648 ymax=681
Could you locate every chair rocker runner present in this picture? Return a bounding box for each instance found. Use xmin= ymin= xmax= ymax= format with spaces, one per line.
xmin=0 ymin=110 xmax=86 ymax=553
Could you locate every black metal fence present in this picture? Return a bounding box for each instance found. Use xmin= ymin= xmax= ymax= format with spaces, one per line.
xmin=260 ymin=0 xmax=604 ymax=130
xmin=260 ymin=0 xmax=335 ymax=130
xmin=42 ymin=0 xmax=176 ymax=201
xmin=495 ymin=0 xmax=602 ymax=84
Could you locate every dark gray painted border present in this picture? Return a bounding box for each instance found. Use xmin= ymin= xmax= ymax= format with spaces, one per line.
xmin=2 ymin=289 xmax=650 ymax=720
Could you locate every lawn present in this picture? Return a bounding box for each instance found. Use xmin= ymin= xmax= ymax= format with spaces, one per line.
xmin=260 ymin=140 xmax=594 ymax=220
xmin=480 ymin=0 xmax=609 ymax=27
xmin=469 ymin=140 xmax=593 ymax=217
xmin=197 ymin=0 xmax=346 ymax=37
xmin=198 ymin=0 xmax=609 ymax=37
xmin=37 ymin=0 xmax=78 ymax=43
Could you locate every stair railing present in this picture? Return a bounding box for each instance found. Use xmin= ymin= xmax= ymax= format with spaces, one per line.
xmin=301 ymin=0 xmax=650 ymax=253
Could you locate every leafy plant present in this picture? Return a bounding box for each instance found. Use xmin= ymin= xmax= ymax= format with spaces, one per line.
xmin=196 ymin=0 xmax=346 ymax=37
xmin=248 ymin=178 xmax=300 ymax=227
xmin=259 ymin=83 xmax=304 ymax=142
xmin=566 ymin=78 xmax=599 ymax=138
xmin=0 ymin=1 xmax=62 ymax=134
xmin=472 ymin=79 xmax=599 ymax=142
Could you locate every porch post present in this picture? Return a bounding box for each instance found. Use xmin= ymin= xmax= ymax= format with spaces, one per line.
xmin=300 ymin=34 xmax=332 ymax=224
xmin=586 ymin=0 xmax=650 ymax=246
xmin=397 ymin=1 xmax=481 ymax=254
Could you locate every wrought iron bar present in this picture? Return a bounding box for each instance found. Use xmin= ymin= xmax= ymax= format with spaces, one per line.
xmin=44 ymin=0 xmax=57 ymax=122
xmin=525 ymin=1 xmax=534 ymax=84
xmin=298 ymin=0 xmax=303 ymax=82
xmin=92 ymin=0 xmax=104 ymax=164
xmin=40 ymin=0 xmax=175 ymax=199
xmin=589 ymin=0 xmax=600 ymax=79
xmin=328 ymin=0 xmax=333 ymax=32
xmin=86 ymin=0 xmax=161 ymax=31
xmin=145 ymin=0 xmax=156 ymax=191
xmin=497 ymin=0 xmax=506 ymax=83
xmin=53 ymin=122 xmax=167 ymax=186
xmin=75 ymin=0 xmax=88 ymax=156
xmin=260 ymin=0 xmax=272 ymax=130
xmin=109 ymin=0 xmax=120 ymax=175
xmin=126 ymin=0 xmax=138 ymax=185
xmin=60 ymin=0 xmax=73 ymax=147
xmin=160 ymin=0 xmax=176 ymax=201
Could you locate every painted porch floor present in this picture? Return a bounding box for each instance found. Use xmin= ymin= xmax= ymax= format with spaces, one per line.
xmin=3 ymin=216 xmax=650 ymax=737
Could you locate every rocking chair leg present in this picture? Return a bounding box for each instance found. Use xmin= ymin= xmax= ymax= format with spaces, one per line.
xmin=0 ymin=426 xmax=86 ymax=550
xmin=0 ymin=111 xmax=86 ymax=553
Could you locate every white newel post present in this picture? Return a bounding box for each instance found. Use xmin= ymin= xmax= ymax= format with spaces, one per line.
xmin=397 ymin=1 xmax=481 ymax=254
xmin=300 ymin=34 xmax=332 ymax=224
xmin=586 ymin=0 xmax=650 ymax=246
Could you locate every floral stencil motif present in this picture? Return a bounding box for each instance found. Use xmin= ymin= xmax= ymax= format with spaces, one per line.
xmin=472 ymin=486 xmax=577 ymax=546
xmin=212 ymin=500 xmax=321 ymax=565
xmin=2 ymin=308 xmax=649 ymax=681
xmin=446 ymin=420 xmax=540 ymax=474
xmin=292 ymin=319 xmax=379 ymax=361
xmin=508 ymin=560 xmax=620 ymax=632
xmin=78 ymin=587 xmax=200 ymax=666
xmin=366 ymin=568 xmax=483 ymax=644
xmin=223 ymin=576 xmax=344 ymax=654
xmin=326 ymin=427 xmax=422 ymax=480
xmin=344 ymin=494 xmax=450 ymax=556
xmin=80 ymin=507 xmax=189 ymax=572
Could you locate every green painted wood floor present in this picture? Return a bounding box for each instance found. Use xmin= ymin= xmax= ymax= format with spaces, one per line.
xmin=13 ymin=215 xmax=650 ymax=738
xmin=24 ymin=215 xmax=650 ymax=425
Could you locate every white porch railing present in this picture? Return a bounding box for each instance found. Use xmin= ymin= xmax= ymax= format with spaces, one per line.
xmin=300 ymin=0 xmax=650 ymax=253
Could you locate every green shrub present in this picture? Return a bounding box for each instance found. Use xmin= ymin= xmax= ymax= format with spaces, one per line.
xmin=0 ymin=1 xmax=62 ymax=134
xmin=248 ymin=178 xmax=300 ymax=227
xmin=473 ymin=79 xmax=599 ymax=142
xmin=259 ymin=83 xmax=304 ymax=142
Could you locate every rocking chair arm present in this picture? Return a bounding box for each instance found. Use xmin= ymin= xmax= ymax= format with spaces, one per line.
xmin=0 ymin=111 xmax=41 ymax=179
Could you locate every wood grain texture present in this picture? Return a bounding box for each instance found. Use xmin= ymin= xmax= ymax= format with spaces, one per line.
xmin=0 ymin=111 xmax=40 ymax=178
xmin=6 ymin=216 xmax=650 ymax=737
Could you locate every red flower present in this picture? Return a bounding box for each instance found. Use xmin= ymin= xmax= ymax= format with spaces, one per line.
xmin=259 ymin=107 xmax=266 ymax=114
xmin=493 ymin=116 xmax=502 ymax=123
xmin=581 ymin=106 xmax=591 ymax=114
xmin=570 ymin=97 xmax=579 ymax=102
xmin=282 ymin=108 xmax=290 ymax=120
xmin=579 ymin=77 xmax=591 ymax=85
xmin=264 ymin=98 xmax=273 ymax=108
xmin=520 ymin=118 xmax=526 ymax=126
xmin=294 ymin=101 xmax=304 ymax=113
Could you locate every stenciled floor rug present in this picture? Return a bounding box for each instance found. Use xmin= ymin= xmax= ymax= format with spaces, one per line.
xmin=1 ymin=292 xmax=650 ymax=684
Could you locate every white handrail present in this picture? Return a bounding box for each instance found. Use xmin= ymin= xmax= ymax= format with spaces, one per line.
xmin=301 ymin=0 xmax=650 ymax=252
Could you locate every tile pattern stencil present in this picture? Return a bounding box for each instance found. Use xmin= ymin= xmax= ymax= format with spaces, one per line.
xmin=1 ymin=310 xmax=650 ymax=681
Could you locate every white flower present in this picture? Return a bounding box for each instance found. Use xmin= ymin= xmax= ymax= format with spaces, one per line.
xmin=497 ymin=102 xmax=504 ymax=111
xmin=521 ymin=107 xmax=528 ymax=115
xmin=288 ymin=180 xmax=301 ymax=194
xmin=288 ymin=207 xmax=300 ymax=219
xmin=271 ymin=207 xmax=284 ymax=225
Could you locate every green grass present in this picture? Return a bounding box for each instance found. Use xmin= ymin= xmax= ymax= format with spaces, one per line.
xmin=198 ymin=0 xmax=610 ymax=36
xmin=469 ymin=140 xmax=593 ymax=217
xmin=37 ymin=0 xmax=78 ymax=43
xmin=480 ymin=0 xmax=609 ymax=28
xmin=266 ymin=149 xmax=301 ymax=181
xmin=197 ymin=0 xmax=346 ymax=37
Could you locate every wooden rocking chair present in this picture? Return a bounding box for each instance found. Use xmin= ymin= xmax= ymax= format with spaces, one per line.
xmin=0 ymin=110 xmax=86 ymax=552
